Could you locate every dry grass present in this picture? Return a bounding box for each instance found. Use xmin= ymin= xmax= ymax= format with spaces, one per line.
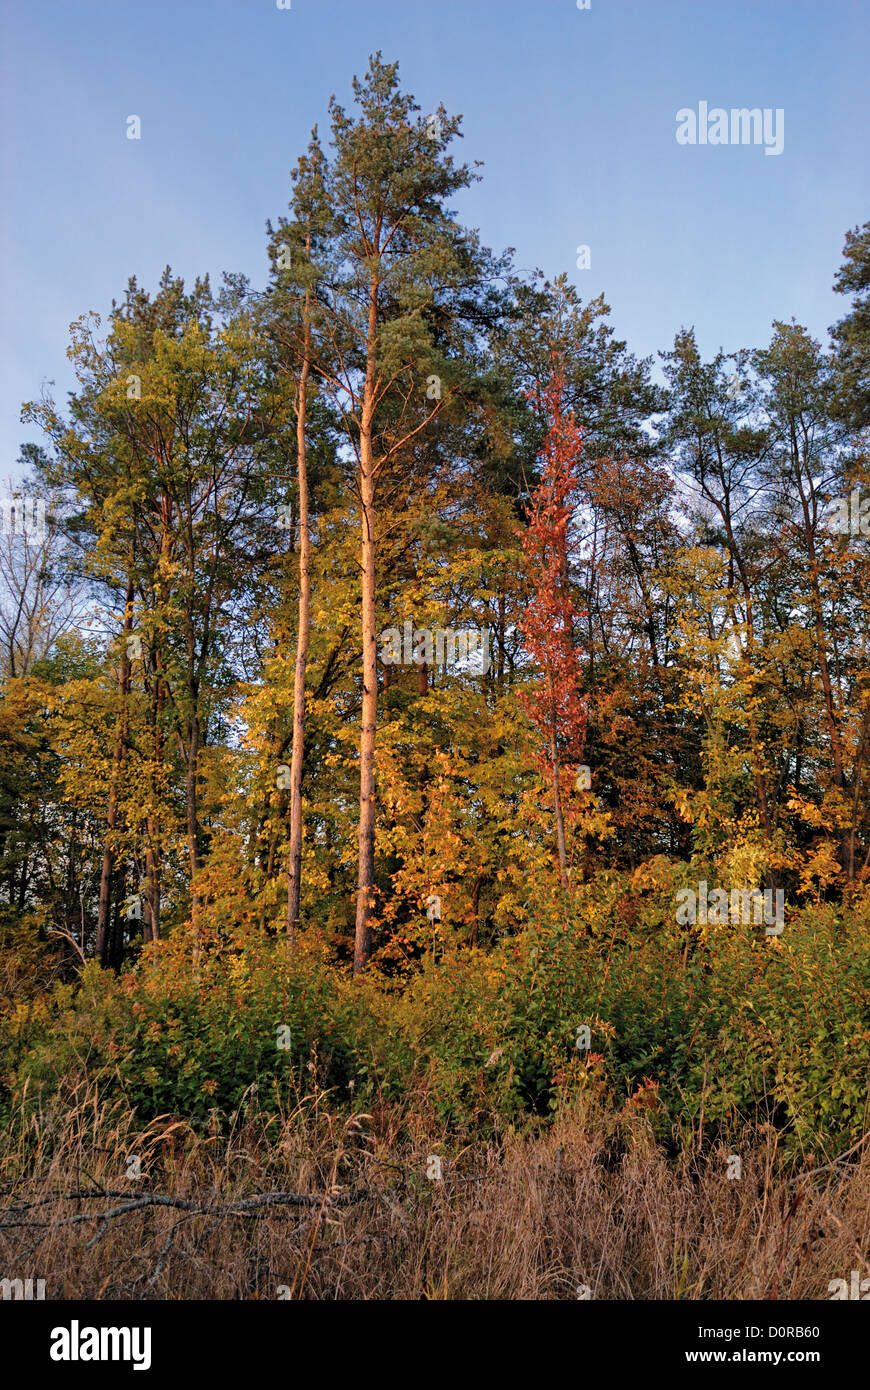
xmin=1 ymin=1082 xmax=868 ymax=1300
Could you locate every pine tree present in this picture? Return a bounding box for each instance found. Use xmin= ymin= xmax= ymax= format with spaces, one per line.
xmin=315 ymin=54 xmax=502 ymax=972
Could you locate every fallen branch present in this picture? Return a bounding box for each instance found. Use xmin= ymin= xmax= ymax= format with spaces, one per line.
xmin=0 ymin=1187 xmax=365 ymax=1232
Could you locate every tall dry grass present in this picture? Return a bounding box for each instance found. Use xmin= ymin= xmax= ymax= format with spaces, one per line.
xmin=1 ymin=1081 xmax=867 ymax=1300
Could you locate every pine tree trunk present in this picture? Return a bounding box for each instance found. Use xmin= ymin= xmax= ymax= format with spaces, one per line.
xmin=286 ymin=272 xmax=312 ymax=948
xmin=354 ymin=461 xmax=377 ymax=975
xmin=353 ymin=276 xmax=380 ymax=976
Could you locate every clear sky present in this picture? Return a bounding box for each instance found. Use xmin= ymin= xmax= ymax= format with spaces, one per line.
xmin=2 ymin=0 xmax=868 ymax=479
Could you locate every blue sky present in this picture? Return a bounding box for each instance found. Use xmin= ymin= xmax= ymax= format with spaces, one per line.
xmin=2 ymin=0 xmax=868 ymax=478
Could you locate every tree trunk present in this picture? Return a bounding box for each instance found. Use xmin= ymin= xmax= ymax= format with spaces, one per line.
xmin=143 ymin=639 xmax=165 ymax=944
xmin=354 ymin=461 xmax=378 ymax=974
xmin=109 ymin=866 xmax=125 ymax=970
xmin=144 ymin=497 xmax=172 ymax=944
xmin=286 ymin=269 xmax=313 ymax=948
xmin=96 ymin=576 xmax=134 ymax=963
xmin=353 ymin=275 xmax=380 ymax=976
xmin=144 ymin=837 xmax=161 ymax=943
xmin=805 ymin=530 xmax=850 ymax=874
xmin=550 ymin=726 xmax=569 ymax=890
xmin=185 ymin=713 xmax=203 ymax=884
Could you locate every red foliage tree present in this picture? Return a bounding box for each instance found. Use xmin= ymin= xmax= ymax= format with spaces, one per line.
xmin=519 ymin=361 xmax=589 ymax=886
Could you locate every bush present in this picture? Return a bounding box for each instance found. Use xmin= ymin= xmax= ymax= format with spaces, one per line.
xmin=6 ymin=873 xmax=869 ymax=1161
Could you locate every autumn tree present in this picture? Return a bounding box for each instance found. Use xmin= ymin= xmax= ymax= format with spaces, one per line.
xmin=830 ymin=218 xmax=870 ymax=430
xmin=263 ymin=133 xmax=334 ymax=948
xmin=25 ymin=271 xmax=283 ymax=948
xmin=661 ymin=329 xmax=778 ymax=869
xmin=519 ymin=363 xmax=589 ymax=887
xmin=754 ymin=321 xmax=868 ymax=882
xmin=309 ymin=54 xmax=505 ymax=973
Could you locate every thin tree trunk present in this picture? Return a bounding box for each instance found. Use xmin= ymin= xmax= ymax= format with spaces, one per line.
xmin=109 ymin=866 xmax=125 ymax=970
xmin=185 ymin=712 xmax=203 ymax=886
xmin=144 ymin=495 xmax=173 ymax=945
xmin=354 ymin=461 xmax=378 ymax=975
xmin=470 ymin=874 xmax=483 ymax=948
xmin=144 ymin=839 xmax=160 ymax=943
xmin=96 ymin=576 xmax=134 ymax=963
xmin=353 ymin=274 xmax=380 ymax=976
xmin=550 ymin=732 xmax=569 ymax=889
xmin=286 ymin=266 xmax=313 ymax=948
xmin=805 ymin=531 xmax=850 ymax=874
xmin=63 ymin=809 xmax=78 ymax=945
xmin=847 ymin=709 xmax=868 ymax=882
xmin=17 ymin=855 xmax=28 ymax=913
xmin=144 ymin=628 xmax=165 ymax=944
xmin=546 ymin=670 xmax=569 ymax=888
xmin=497 ymin=590 xmax=506 ymax=692
xmin=711 ymin=452 xmax=776 ymax=857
